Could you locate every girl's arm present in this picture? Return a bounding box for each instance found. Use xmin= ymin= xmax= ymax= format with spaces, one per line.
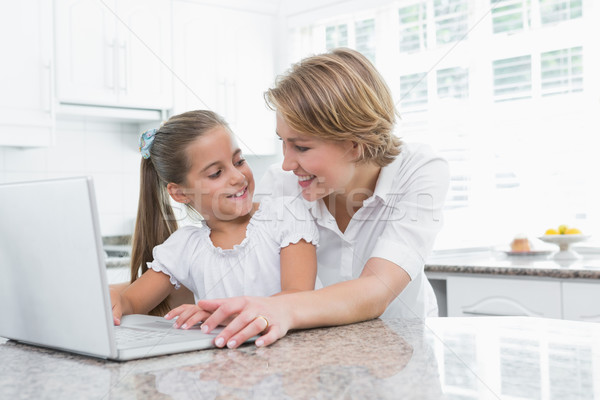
xmin=197 ymin=257 xmax=410 ymax=348
xmin=110 ymin=269 xmax=174 ymax=324
xmin=275 ymin=239 xmax=317 ymax=295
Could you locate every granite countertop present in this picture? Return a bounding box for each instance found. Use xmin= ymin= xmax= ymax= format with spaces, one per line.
xmin=426 ymin=247 xmax=600 ymax=279
xmin=1 ymin=316 xmax=599 ymax=399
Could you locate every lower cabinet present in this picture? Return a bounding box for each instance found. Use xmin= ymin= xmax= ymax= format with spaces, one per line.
xmin=439 ymin=275 xmax=600 ymax=322
xmin=446 ymin=276 xmax=563 ymax=318
xmin=562 ymin=282 xmax=600 ymax=322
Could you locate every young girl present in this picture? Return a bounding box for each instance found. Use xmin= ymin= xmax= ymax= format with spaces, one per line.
xmin=110 ymin=110 xmax=318 ymax=333
xmin=193 ymin=48 xmax=449 ymax=348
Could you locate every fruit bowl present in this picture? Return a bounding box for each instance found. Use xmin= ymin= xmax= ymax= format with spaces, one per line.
xmin=538 ymin=234 xmax=591 ymax=260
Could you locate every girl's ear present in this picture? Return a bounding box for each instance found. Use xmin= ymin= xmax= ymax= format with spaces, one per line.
xmin=166 ymin=182 xmax=189 ymax=204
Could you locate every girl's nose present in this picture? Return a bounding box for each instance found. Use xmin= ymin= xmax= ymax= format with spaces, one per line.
xmin=230 ymin=168 xmax=246 ymax=185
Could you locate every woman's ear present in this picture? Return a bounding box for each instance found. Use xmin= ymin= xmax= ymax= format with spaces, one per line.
xmin=166 ymin=182 xmax=189 ymax=204
xmin=351 ymin=141 xmax=363 ymax=162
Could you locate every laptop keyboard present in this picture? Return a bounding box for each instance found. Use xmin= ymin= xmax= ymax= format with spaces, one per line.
xmin=115 ymin=327 xmax=184 ymax=346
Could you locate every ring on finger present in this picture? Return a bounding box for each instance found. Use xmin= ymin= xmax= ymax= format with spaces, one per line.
xmin=255 ymin=315 xmax=269 ymax=332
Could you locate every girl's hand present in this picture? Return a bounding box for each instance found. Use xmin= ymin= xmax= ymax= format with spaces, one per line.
xmin=109 ymin=287 xmax=123 ymax=326
xmin=164 ymin=303 xmax=211 ymax=330
xmin=197 ymin=296 xmax=292 ymax=349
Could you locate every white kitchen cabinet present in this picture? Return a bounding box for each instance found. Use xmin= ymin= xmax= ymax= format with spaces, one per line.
xmin=0 ymin=0 xmax=54 ymax=147
xmin=447 ymin=276 xmax=562 ymax=318
xmin=172 ymin=1 xmax=276 ymax=155
xmin=54 ymin=0 xmax=172 ymax=110
xmin=562 ymin=281 xmax=600 ymax=322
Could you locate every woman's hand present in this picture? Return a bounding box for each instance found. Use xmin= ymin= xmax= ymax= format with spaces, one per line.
xmin=197 ymin=296 xmax=292 ymax=349
xmin=164 ymin=303 xmax=212 ymax=330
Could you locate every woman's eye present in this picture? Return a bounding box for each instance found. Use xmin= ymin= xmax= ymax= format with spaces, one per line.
xmin=296 ymin=146 xmax=309 ymax=152
xmin=208 ymin=170 xmax=222 ymax=179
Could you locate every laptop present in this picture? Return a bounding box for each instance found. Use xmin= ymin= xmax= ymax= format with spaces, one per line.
xmin=0 ymin=176 xmax=239 ymax=361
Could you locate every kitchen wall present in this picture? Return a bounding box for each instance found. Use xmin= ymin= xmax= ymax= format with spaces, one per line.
xmin=0 ymin=116 xmax=281 ymax=236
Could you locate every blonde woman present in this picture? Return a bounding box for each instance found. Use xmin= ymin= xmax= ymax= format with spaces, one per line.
xmin=190 ymin=48 xmax=450 ymax=348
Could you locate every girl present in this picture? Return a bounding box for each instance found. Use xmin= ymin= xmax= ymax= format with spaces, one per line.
xmin=191 ymin=48 xmax=449 ymax=348
xmin=110 ymin=110 xmax=318 ymax=333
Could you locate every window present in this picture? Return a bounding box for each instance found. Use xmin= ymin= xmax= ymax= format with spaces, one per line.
xmin=355 ymin=19 xmax=376 ymax=62
xmin=493 ymin=55 xmax=532 ymax=102
xmin=541 ymin=46 xmax=583 ymax=96
xmin=400 ymin=72 xmax=428 ymax=111
xmin=289 ymin=0 xmax=598 ymax=249
xmin=540 ymin=0 xmax=582 ymax=24
xmin=437 ymin=67 xmax=469 ymax=99
xmin=433 ymin=0 xmax=469 ymax=45
xmin=491 ymin=0 xmax=531 ymax=34
xmin=326 ymin=24 xmax=348 ymax=49
xmin=399 ymin=2 xmax=428 ymax=53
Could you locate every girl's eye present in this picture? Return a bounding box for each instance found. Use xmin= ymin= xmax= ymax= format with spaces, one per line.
xmin=235 ymin=158 xmax=246 ymax=167
xmin=296 ymin=146 xmax=309 ymax=152
xmin=208 ymin=170 xmax=222 ymax=179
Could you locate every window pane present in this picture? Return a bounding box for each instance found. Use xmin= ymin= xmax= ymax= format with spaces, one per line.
xmin=434 ymin=0 xmax=469 ymax=45
xmin=437 ymin=67 xmax=469 ymax=99
xmin=326 ymin=24 xmax=348 ymax=49
xmin=541 ymin=46 xmax=583 ymax=96
xmin=493 ymin=55 xmax=532 ymax=101
xmin=399 ymin=2 xmax=427 ymax=53
xmin=355 ymin=19 xmax=376 ymax=63
xmin=400 ymin=72 xmax=428 ymax=110
xmin=491 ymin=0 xmax=531 ymax=34
xmin=540 ymin=0 xmax=582 ymax=25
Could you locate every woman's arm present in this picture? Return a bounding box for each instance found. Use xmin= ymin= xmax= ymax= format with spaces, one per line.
xmin=197 ymin=257 xmax=410 ymax=348
xmin=275 ymin=239 xmax=317 ymax=295
xmin=110 ymin=269 xmax=174 ymax=324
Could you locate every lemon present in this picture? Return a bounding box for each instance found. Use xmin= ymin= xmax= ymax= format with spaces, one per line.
xmin=565 ymin=228 xmax=581 ymax=234
xmin=558 ymin=224 xmax=568 ymax=234
xmin=545 ymin=228 xmax=559 ymax=235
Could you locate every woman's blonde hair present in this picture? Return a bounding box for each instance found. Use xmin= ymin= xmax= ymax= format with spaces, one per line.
xmin=131 ymin=110 xmax=229 ymax=316
xmin=265 ymin=48 xmax=401 ymax=166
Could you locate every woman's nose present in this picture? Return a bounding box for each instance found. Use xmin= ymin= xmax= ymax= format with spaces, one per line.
xmin=281 ymin=145 xmax=297 ymax=171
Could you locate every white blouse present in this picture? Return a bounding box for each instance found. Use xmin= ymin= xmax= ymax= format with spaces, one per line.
xmin=148 ymin=196 xmax=319 ymax=302
xmin=255 ymin=143 xmax=449 ymax=319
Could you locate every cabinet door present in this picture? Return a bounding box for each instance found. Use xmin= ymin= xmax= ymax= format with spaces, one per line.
xmin=172 ymin=2 xmax=276 ymax=155
xmin=447 ymin=276 xmax=562 ymax=318
xmin=0 ymin=0 xmax=54 ymax=146
xmin=54 ymin=0 xmax=119 ymax=106
xmin=114 ymin=0 xmax=172 ymax=109
xmin=562 ymin=282 xmax=600 ymax=322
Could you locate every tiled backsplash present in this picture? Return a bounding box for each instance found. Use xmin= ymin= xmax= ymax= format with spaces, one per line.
xmin=0 ymin=117 xmax=281 ymax=236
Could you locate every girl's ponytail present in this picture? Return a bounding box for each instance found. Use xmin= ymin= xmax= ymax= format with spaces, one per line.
xmin=129 ymin=158 xmax=178 ymax=316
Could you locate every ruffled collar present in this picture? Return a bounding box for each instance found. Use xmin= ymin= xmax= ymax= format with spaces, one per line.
xmin=198 ymin=201 xmax=269 ymax=256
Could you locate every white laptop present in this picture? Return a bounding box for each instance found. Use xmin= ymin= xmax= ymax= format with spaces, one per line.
xmin=0 ymin=177 xmax=239 ymax=361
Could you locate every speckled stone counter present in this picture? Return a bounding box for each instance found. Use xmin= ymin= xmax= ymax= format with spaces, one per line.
xmin=426 ymin=248 xmax=600 ymax=279
xmin=1 ymin=317 xmax=599 ymax=399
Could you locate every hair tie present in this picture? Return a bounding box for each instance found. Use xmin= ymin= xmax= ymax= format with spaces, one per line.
xmin=139 ymin=128 xmax=158 ymax=159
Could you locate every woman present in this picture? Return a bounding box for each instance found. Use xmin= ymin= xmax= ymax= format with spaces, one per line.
xmin=169 ymin=48 xmax=449 ymax=348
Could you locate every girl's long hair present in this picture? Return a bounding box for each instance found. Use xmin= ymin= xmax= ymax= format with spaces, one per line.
xmin=129 ymin=110 xmax=229 ymax=316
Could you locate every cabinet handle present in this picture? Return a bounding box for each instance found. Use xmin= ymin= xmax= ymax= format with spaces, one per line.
xmin=106 ymin=40 xmax=116 ymax=91
xmin=43 ymin=61 xmax=54 ymax=115
xmin=119 ymin=42 xmax=128 ymax=93
xmin=462 ymin=310 xmax=529 ymax=317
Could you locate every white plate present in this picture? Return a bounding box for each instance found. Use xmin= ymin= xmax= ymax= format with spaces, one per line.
xmin=538 ymin=234 xmax=591 ymax=245
xmin=503 ymin=249 xmax=552 ymax=257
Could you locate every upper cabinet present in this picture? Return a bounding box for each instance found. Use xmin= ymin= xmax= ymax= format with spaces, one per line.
xmin=0 ymin=0 xmax=54 ymax=147
xmin=172 ymin=1 xmax=276 ymax=155
xmin=54 ymin=0 xmax=173 ymax=110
